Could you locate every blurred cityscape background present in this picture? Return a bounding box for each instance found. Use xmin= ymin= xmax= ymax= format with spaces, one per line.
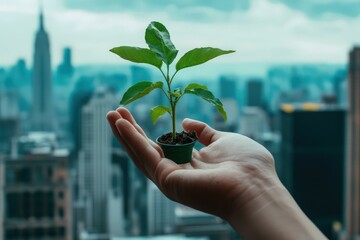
xmin=0 ymin=0 xmax=360 ymax=239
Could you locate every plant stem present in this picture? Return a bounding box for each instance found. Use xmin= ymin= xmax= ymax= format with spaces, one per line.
xmin=165 ymin=65 xmax=176 ymax=141
xmin=171 ymin=103 xmax=176 ymax=141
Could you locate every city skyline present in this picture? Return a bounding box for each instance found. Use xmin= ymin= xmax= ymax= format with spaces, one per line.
xmin=1 ymin=0 xmax=360 ymax=67
xmin=0 ymin=1 xmax=359 ymax=239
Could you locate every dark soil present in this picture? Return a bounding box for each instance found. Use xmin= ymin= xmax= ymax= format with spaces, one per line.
xmin=158 ymin=131 xmax=197 ymax=145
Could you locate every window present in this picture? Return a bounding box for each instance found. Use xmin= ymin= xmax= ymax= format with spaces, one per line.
xmin=33 ymin=191 xmax=43 ymax=218
xmin=6 ymin=193 xmax=20 ymax=219
xmin=58 ymin=207 xmax=64 ymax=219
xmin=58 ymin=191 xmax=64 ymax=199
xmin=46 ymin=192 xmax=55 ymax=218
xmin=33 ymin=166 xmax=44 ymax=183
xmin=23 ymin=192 xmax=31 ymax=218
xmin=58 ymin=227 xmax=66 ymax=237
xmin=16 ymin=167 xmax=31 ymax=184
xmin=47 ymin=166 xmax=53 ymax=180
xmin=34 ymin=227 xmax=45 ymax=238
xmin=5 ymin=168 xmax=15 ymax=185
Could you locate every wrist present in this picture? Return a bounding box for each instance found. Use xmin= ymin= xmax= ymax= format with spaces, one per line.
xmin=226 ymin=164 xmax=326 ymax=239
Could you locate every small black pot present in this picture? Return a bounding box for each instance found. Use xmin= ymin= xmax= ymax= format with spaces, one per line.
xmin=156 ymin=137 xmax=196 ymax=164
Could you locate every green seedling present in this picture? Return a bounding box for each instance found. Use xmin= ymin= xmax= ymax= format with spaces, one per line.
xmin=110 ymin=21 xmax=235 ymax=142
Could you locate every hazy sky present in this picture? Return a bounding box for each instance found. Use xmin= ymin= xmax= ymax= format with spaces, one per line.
xmin=0 ymin=0 xmax=360 ymax=67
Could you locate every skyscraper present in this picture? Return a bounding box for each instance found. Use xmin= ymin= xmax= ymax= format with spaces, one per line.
xmin=0 ymin=155 xmax=3 ymax=240
xmin=57 ymin=47 xmax=74 ymax=83
xmin=32 ymin=8 xmax=54 ymax=131
xmin=346 ymin=46 xmax=360 ymax=239
xmin=78 ymin=89 xmax=115 ymax=234
xmin=147 ymin=181 xmax=176 ymax=235
xmin=246 ymin=79 xmax=263 ymax=107
xmin=3 ymin=133 xmax=72 ymax=240
xmin=280 ymin=106 xmax=345 ymax=238
xmin=219 ymin=75 xmax=237 ymax=99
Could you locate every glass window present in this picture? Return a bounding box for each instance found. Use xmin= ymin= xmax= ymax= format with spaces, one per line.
xmin=46 ymin=192 xmax=55 ymax=218
xmin=34 ymin=227 xmax=45 ymax=238
xmin=6 ymin=193 xmax=19 ymax=219
xmin=23 ymin=191 xmax=31 ymax=218
xmin=33 ymin=166 xmax=44 ymax=184
xmin=47 ymin=166 xmax=53 ymax=180
xmin=33 ymin=191 xmax=43 ymax=218
xmin=58 ymin=207 xmax=64 ymax=219
xmin=58 ymin=191 xmax=64 ymax=199
xmin=5 ymin=168 xmax=15 ymax=185
xmin=16 ymin=167 xmax=31 ymax=184
xmin=58 ymin=227 xmax=66 ymax=237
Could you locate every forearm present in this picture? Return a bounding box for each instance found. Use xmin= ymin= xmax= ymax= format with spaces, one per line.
xmin=227 ymin=174 xmax=327 ymax=239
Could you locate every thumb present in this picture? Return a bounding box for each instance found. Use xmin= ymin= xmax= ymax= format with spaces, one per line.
xmin=182 ymin=118 xmax=221 ymax=146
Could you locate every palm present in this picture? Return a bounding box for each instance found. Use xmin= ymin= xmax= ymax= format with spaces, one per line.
xmin=107 ymin=107 xmax=274 ymax=219
xmin=158 ymin=133 xmax=274 ymax=218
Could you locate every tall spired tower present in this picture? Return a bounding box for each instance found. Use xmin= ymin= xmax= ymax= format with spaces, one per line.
xmin=32 ymin=7 xmax=54 ymax=131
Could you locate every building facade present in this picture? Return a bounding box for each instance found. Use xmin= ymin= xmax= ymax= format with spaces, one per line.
xmin=280 ymin=107 xmax=345 ymax=238
xmin=3 ymin=149 xmax=72 ymax=240
xmin=147 ymin=181 xmax=176 ymax=235
xmin=78 ymin=90 xmax=114 ymax=234
xmin=246 ymin=79 xmax=263 ymax=108
xmin=346 ymin=46 xmax=360 ymax=239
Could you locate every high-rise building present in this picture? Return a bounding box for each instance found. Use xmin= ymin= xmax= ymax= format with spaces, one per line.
xmin=246 ymin=79 xmax=263 ymax=108
xmin=215 ymin=76 xmax=240 ymax=132
xmin=346 ymin=46 xmax=360 ymax=239
xmin=57 ymin=47 xmax=74 ymax=85
xmin=0 ymin=155 xmax=3 ymax=240
xmin=3 ymin=133 xmax=72 ymax=240
xmin=0 ymin=91 xmax=19 ymax=119
xmin=69 ymin=76 xmax=95 ymax=154
xmin=8 ymin=59 xmax=30 ymax=92
xmin=214 ymin=99 xmax=239 ymax=132
xmin=32 ymin=8 xmax=54 ymax=131
xmin=219 ymin=75 xmax=237 ymax=99
xmin=240 ymin=107 xmax=269 ymax=140
xmin=147 ymin=181 xmax=176 ymax=235
xmin=127 ymin=160 xmax=149 ymax=236
xmin=78 ymin=89 xmax=115 ymax=234
xmin=280 ymin=105 xmax=345 ymax=238
xmin=112 ymin=149 xmax=130 ymax=224
xmin=8 ymin=59 xmax=31 ymax=113
xmin=107 ymin=155 xmax=125 ymax=237
xmin=0 ymin=119 xmax=19 ymax=155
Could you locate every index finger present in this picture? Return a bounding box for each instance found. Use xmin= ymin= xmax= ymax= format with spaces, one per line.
xmin=115 ymin=118 xmax=163 ymax=178
xmin=182 ymin=118 xmax=222 ymax=146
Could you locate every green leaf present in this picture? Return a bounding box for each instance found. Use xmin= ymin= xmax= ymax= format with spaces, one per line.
xmin=176 ymin=47 xmax=235 ymax=71
xmin=184 ymin=83 xmax=208 ymax=92
xmin=110 ymin=46 xmax=162 ymax=69
xmin=120 ymin=81 xmax=163 ymax=105
xmin=145 ymin=21 xmax=178 ymax=65
xmin=184 ymin=88 xmax=227 ymax=121
xmin=150 ymin=105 xmax=171 ymax=124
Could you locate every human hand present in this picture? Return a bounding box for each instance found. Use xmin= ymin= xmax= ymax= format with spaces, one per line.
xmin=106 ymin=107 xmax=326 ymax=239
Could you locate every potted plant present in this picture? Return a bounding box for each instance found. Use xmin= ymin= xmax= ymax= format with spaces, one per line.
xmin=110 ymin=21 xmax=234 ymax=164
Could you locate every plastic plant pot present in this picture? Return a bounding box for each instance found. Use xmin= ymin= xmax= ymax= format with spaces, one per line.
xmin=156 ymin=137 xmax=196 ymax=164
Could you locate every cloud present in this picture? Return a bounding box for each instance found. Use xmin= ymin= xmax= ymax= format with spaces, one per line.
xmin=270 ymin=0 xmax=360 ymax=18
xmin=63 ymin=0 xmax=251 ymax=12
xmin=0 ymin=0 xmax=359 ymax=67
